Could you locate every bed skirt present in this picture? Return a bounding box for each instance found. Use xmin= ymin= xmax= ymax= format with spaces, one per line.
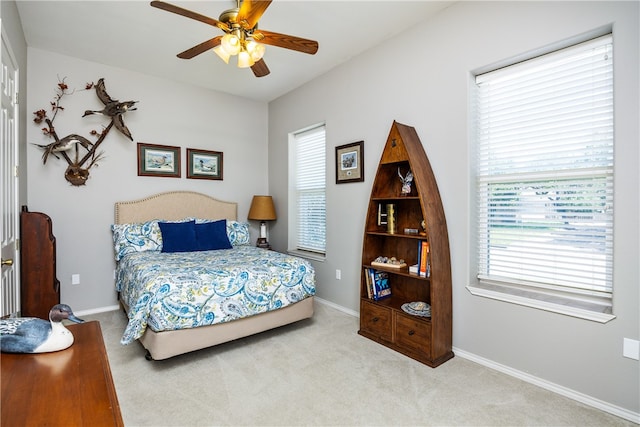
xmin=121 ymin=296 xmax=314 ymax=360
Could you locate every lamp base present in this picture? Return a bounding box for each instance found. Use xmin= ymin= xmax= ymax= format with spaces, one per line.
xmin=256 ymin=237 xmax=271 ymax=249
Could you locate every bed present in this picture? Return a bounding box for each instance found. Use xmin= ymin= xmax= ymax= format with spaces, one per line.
xmin=113 ymin=191 xmax=315 ymax=360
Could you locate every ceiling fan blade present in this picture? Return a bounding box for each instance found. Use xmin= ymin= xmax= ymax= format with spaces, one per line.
xmin=150 ymin=1 xmax=227 ymax=31
xmin=255 ymin=29 xmax=318 ymax=55
xmin=177 ymin=37 xmax=222 ymax=59
xmin=237 ymin=0 xmax=272 ymax=30
xmin=251 ymin=59 xmax=270 ymax=77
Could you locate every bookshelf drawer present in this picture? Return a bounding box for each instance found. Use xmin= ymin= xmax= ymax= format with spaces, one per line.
xmin=394 ymin=312 xmax=431 ymax=355
xmin=360 ymin=301 xmax=392 ymax=341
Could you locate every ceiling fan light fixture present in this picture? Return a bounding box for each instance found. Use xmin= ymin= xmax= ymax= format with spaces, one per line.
xmin=237 ymin=50 xmax=254 ymax=68
xmin=220 ymin=33 xmax=241 ymax=55
xmin=213 ymin=45 xmax=231 ymax=64
xmin=150 ymin=0 xmax=318 ymax=78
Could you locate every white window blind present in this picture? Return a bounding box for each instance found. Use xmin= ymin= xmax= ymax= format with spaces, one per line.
xmin=293 ymin=125 xmax=326 ymax=254
xmin=474 ymin=34 xmax=614 ymax=314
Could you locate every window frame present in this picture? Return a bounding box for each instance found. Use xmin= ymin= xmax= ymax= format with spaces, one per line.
xmin=467 ymin=34 xmax=616 ymax=323
xmin=287 ymin=122 xmax=327 ymax=261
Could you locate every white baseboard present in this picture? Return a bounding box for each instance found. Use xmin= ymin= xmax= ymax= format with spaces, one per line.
xmin=314 ymin=296 xmax=358 ymax=317
xmin=453 ymin=347 xmax=640 ymax=424
xmin=74 ymin=304 xmax=120 ymax=317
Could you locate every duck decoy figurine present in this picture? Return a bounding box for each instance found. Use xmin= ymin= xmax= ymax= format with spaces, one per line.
xmin=0 ymin=304 xmax=84 ymax=354
xmin=82 ymin=78 xmax=138 ymax=141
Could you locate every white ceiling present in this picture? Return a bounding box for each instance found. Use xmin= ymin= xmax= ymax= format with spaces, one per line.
xmin=16 ymin=1 xmax=454 ymax=102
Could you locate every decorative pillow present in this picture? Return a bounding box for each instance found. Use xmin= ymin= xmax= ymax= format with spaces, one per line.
xmin=158 ymin=220 xmax=198 ymax=253
xmin=196 ymin=220 xmax=232 ymax=251
xmin=226 ymin=220 xmax=250 ymax=246
xmin=162 ymin=217 xmax=194 ymax=223
xmin=111 ymin=220 xmax=161 ymax=261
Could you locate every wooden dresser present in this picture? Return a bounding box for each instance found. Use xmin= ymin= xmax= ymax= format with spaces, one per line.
xmin=20 ymin=206 xmax=60 ymax=318
xmin=1 ymin=321 xmax=124 ymax=426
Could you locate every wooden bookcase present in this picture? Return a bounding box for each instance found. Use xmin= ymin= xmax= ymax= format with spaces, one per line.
xmin=358 ymin=121 xmax=453 ymax=367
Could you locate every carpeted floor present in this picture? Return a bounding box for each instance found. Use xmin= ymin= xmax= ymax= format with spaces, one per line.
xmin=85 ymin=302 xmax=633 ymax=426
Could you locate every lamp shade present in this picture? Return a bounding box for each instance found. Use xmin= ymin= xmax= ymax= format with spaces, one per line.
xmin=237 ymin=50 xmax=254 ymax=68
xmin=220 ymin=33 xmax=241 ymax=55
xmin=213 ymin=45 xmax=231 ymax=64
xmin=248 ymin=196 xmax=277 ymax=221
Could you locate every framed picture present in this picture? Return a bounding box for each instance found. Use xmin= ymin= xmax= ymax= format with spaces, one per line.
xmin=187 ymin=148 xmax=223 ymax=180
xmin=335 ymin=141 xmax=364 ymax=184
xmin=137 ymin=143 xmax=181 ymax=178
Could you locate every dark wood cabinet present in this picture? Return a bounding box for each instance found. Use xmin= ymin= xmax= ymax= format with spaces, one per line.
xmin=358 ymin=121 xmax=453 ymax=367
xmin=20 ymin=206 xmax=60 ymax=318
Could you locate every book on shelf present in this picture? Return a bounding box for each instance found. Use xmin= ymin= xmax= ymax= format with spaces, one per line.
xmin=417 ymin=240 xmax=431 ymax=278
xmin=372 ymin=269 xmax=391 ymax=300
xmin=364 ymin=267 xmax=391 ymax=300
xmin=364 ymin=267 xmax=374 ymax=299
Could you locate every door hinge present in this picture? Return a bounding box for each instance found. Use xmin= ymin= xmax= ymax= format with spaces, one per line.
xmin=14 ymin=165 xmax=19 ymax=177
xmin=15 ymin=92 xmax=19 ymax=105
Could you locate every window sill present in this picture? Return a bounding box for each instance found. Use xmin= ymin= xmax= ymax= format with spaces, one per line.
xmin=466 ymin=282 xmax=616 ymax=324
xmin=287 ymin=249 xmax=325 ymax=262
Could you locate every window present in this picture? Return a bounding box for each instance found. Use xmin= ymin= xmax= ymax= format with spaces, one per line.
xmin=469 ymin=34 xmax=614 ymax=322
xmin=289 ymin=123 xmax=326 ymax=257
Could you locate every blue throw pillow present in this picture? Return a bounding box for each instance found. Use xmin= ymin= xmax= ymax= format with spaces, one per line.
xmin=196 ymin=220 xmax=232 ymax=251
xmin=159 ymin=220 xmax=198 ymax=252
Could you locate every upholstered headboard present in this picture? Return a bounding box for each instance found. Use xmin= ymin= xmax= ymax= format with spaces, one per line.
xmin=115 ymin=191 xmax=237 ymax=224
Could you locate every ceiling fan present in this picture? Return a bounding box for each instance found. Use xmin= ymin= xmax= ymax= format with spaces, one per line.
xmin=150 ymin=0 xmax=319 ymax=77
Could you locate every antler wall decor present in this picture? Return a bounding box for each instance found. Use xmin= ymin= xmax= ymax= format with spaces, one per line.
xmin=32 ymin=77 xmax=137 ymax=186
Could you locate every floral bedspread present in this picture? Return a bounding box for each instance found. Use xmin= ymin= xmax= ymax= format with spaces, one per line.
xmin=115 ymin=246 xmax=315 ymax=345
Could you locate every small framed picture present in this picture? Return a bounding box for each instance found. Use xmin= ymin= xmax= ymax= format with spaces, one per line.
xmin=187 ymin=148 xmax=223 ymax=180
xmin=336 ymin=141 xmax=364 ymax=184
xmin=137 ymin=143 xmax=181 ymax=178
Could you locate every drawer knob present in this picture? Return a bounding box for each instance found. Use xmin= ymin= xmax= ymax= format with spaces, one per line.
xmin=372 ymin=317 xmax=379 ymax=322
xmin=408 ymin=330 xmax=415 ymax=336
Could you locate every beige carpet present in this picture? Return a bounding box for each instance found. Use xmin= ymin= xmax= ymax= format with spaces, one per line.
xmin=86 ymin=302 xmax=633 ymax=426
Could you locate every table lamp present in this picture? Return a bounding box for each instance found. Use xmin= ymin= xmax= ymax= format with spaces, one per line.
xmin=248 ymin=195 xmax=277 ymax=248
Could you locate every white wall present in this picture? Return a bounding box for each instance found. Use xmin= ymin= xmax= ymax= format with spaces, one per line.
xmin=26 ymin=48 xmax=268 ymax=313
xmin=268 ymin=1 xmax=638 ymax=417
